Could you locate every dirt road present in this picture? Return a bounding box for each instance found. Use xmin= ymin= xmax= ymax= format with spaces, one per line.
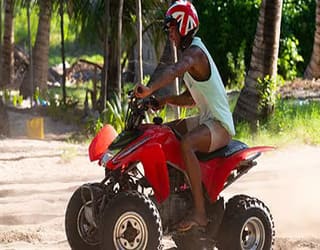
xmin=0 ymin=138 xmax=319 ymax=250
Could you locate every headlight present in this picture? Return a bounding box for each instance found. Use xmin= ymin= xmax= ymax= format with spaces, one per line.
xmin=100 ymin=150 xmax=114 ymax=166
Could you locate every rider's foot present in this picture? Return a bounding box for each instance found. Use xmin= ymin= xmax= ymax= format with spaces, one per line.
xmin=176 ymin=214 xmax=208 ymax=232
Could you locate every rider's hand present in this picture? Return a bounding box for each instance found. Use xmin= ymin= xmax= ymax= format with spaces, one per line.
xmin=155 ymin=97 xmax=167 ymax=110
xmin=134 ymin=84 xmax=152 ymax=98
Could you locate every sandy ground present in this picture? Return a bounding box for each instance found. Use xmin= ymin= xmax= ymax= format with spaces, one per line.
xmin=0 ymin=110 xmax=320 ymax=249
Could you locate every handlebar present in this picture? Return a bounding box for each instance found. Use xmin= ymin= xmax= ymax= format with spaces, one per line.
xmin=124 ymin=90 xmax=161 ymax=130
xmin=143 ymin=96 xmax=160 ymax=110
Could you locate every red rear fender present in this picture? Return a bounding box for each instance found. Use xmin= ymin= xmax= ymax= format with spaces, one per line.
xmin=238 ymin=146 xmax=275 ymax=158
xmin=204 ymin=145 xmax=275 ymax=201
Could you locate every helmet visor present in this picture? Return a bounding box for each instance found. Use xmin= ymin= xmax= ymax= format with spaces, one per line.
xmin=163 ymin=15 xmax=177 ymax=32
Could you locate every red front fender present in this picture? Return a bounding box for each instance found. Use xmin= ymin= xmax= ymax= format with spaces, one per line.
xmin=107 ymin=143 xmax=169 ymax=203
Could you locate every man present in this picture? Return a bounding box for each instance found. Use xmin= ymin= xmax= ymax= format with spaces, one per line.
xmin=135 ymin=0 xmax=235 ymax=232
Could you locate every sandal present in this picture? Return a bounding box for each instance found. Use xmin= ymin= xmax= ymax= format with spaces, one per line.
xmin=176 ymin=219 xmax=207 ymax=232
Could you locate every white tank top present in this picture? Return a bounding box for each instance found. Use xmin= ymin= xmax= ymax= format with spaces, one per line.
xmin=183 ymin=37 xmax=235 ymax=136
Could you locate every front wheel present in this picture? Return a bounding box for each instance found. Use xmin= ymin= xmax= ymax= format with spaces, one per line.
xmin=100 ymin=191 xmax=162 ymax=250
xmin=65 ymin=186 xmax=101 ymax=250
xmin=217 ymin=195 xmax=275 ymax=250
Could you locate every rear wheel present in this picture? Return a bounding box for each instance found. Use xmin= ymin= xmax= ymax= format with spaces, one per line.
xmin=100 ymin=190 xmax=162 ymax=250
xmin=217 ymin=195 xmax=275 ymax=250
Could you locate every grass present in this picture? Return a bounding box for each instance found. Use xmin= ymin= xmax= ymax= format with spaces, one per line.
xmin=234 ymin=99 xmax=320 ymax=147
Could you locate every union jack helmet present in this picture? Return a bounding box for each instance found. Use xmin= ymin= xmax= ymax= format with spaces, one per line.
xmin=165 ymin=0 xmax=199 ymax=37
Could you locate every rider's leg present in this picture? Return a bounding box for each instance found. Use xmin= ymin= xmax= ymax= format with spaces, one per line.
xmin=179 ymin=120 xmax=231 ymax=230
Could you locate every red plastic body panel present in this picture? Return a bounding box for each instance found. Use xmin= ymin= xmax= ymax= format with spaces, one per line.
xmin=201 ymin=146 xmax=275 ymax=201
xmin=94 ymin=123 xmax=274 ymax=203
xmin=88 ymin=124 xmax=118 ymax=162
xmin=108 ymin=142 xmax=169 ymax=202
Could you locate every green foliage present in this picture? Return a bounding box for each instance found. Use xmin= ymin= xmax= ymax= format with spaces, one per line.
xmin=34 ymin=87 xmax=40 ymax=103
xmin=13 ymin=0 xmax=316 ymax=86
xmin=12 ymin=94 xmax=23 ymax=107
xmin=278 ymin=36 xmax=304 ymax=80
xmin=235 ymin=100 xmax=320 ymax=146
xmin=0 ymin=89 xmax=23 ymax=106
xmin=85 ymin=91 xmax=130 ymax=136
xmin=46 ymin=92 xmax=81 ymax=124
xmin=193 ymin=0 xmax=315 ymax=85
xmin=226 ymin=41 xmax=246 ymax=90
xmin=85 ymin=116 xmax=104 ymax=136
xmin=4 ymin=89 xmax=11 ymax=103
xmin=103 ymin=94 xmax=128 ymax=133
xmin=194 ymin=0 xmax=260 ymax=84
xmin=257 ymin=75 xmax=281 ymax=113
xmin=281 ymin=0 xmax=315 ymax=74
xmin=14 ymin=7 xmax=39 ymax=46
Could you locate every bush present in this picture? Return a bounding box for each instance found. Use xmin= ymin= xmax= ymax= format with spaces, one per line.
xmin=278 ymin=36 xmax=304 ymax=80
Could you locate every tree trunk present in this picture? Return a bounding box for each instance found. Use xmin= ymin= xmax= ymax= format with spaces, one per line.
xmin=116 ymin=0 xmax=124 ymax=98
xmin=304 ymin=0 xmax=320 ymax=79
xmin=99 ymin=0 xmax=110 ymax=111
xmin=27 ymin=1 xmax=34 ymax=107
xmin=107 ymin=0 xmax=123 ymax=100
xmin=60 ymin=0 xmax=67 ymax=105
xmin=136 ymin=0 xmax=143 ymax=84
xmin=20 ymin=0 xmax=53 ymax=98
xmin=1 ymin=0 xmax=15 ymax=88
xmin=233 ymin=0 xmax=282 ymax=128
xmin=0 ymin=99 xmax=9 ymax=137
xmin=0 ymin=0 xmax=2 ymax=44
xmin=0 ymin=0 xmax=3 ymax=83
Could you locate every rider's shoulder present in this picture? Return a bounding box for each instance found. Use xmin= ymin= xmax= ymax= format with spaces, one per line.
xmin=182 ymin=45 xmax=203 ymax=59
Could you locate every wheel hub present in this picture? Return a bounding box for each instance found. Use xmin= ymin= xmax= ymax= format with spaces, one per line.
xmin=114 ymin=211 xmax=148 ymax=250
xmin=241 ymin=217 xmax=265 ymax=250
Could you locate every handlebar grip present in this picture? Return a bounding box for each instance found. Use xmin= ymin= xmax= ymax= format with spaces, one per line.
xmin=136 ymin=86 xmax=143 ymax=94
xmin=149 ymin=96 xmax=160 ymax=109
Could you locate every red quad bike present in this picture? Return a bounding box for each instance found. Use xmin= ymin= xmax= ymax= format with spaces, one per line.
xmin=65 ymin=92 xmax=275 ymax=250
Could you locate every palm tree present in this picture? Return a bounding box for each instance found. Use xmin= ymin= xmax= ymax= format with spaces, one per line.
xmin=0 ymin=0 xmax=2 ymax=40
xmin=116 ymin=0 xmax=124 ymax=98
xmin=0 ymin=98 xmax=9 ymax=136
xmin=100 ymin=0 xmax=110 ymax=111
xmin=136 ymin=0 xmax=143 ymax=84
xmin=233 ymin=0 xmax=283 ymax=128
xmin=304 ymin=0 xmax=320 ymax=79
xmin=59 ymin=0 xmax=67 ymax=104
xmin=68 ymin=0 xmax=166 ymax=102
xmin=0 ymin=0 xmax=3 ymax=82
xmin=20 ymin=0 xmax=53 ymax=98
xmin=26 ymin=0 xmax=34 ymax=106
xmin=1 ymin=0 xmax=15 ymax=88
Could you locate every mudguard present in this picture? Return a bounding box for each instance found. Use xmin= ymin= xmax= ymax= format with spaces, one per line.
xmin=107 ymin=142 xmax=169 ymax=203
xmin=89 ymin=124 xmax=118 ymax=161
xmin=203 ymin=146 xmax=275 ymax=201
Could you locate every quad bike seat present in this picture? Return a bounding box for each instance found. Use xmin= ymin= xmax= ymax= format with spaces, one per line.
xmin=195 ymin=140 xmax=248 ymax=162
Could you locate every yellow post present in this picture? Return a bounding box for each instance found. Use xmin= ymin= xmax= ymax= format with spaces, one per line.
xmin=26 ymin=117 xmax=44 ymax=139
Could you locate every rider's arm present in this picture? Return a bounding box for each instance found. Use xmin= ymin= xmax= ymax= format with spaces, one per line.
xmin=160 ymin=89 xmax=195 ymax=107
xmin=135 ymin=51 xmax=195 ymax=98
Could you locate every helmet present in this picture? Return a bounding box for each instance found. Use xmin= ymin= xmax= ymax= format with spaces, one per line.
xmin=165 ymin=0 xmax=199 ymax=38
